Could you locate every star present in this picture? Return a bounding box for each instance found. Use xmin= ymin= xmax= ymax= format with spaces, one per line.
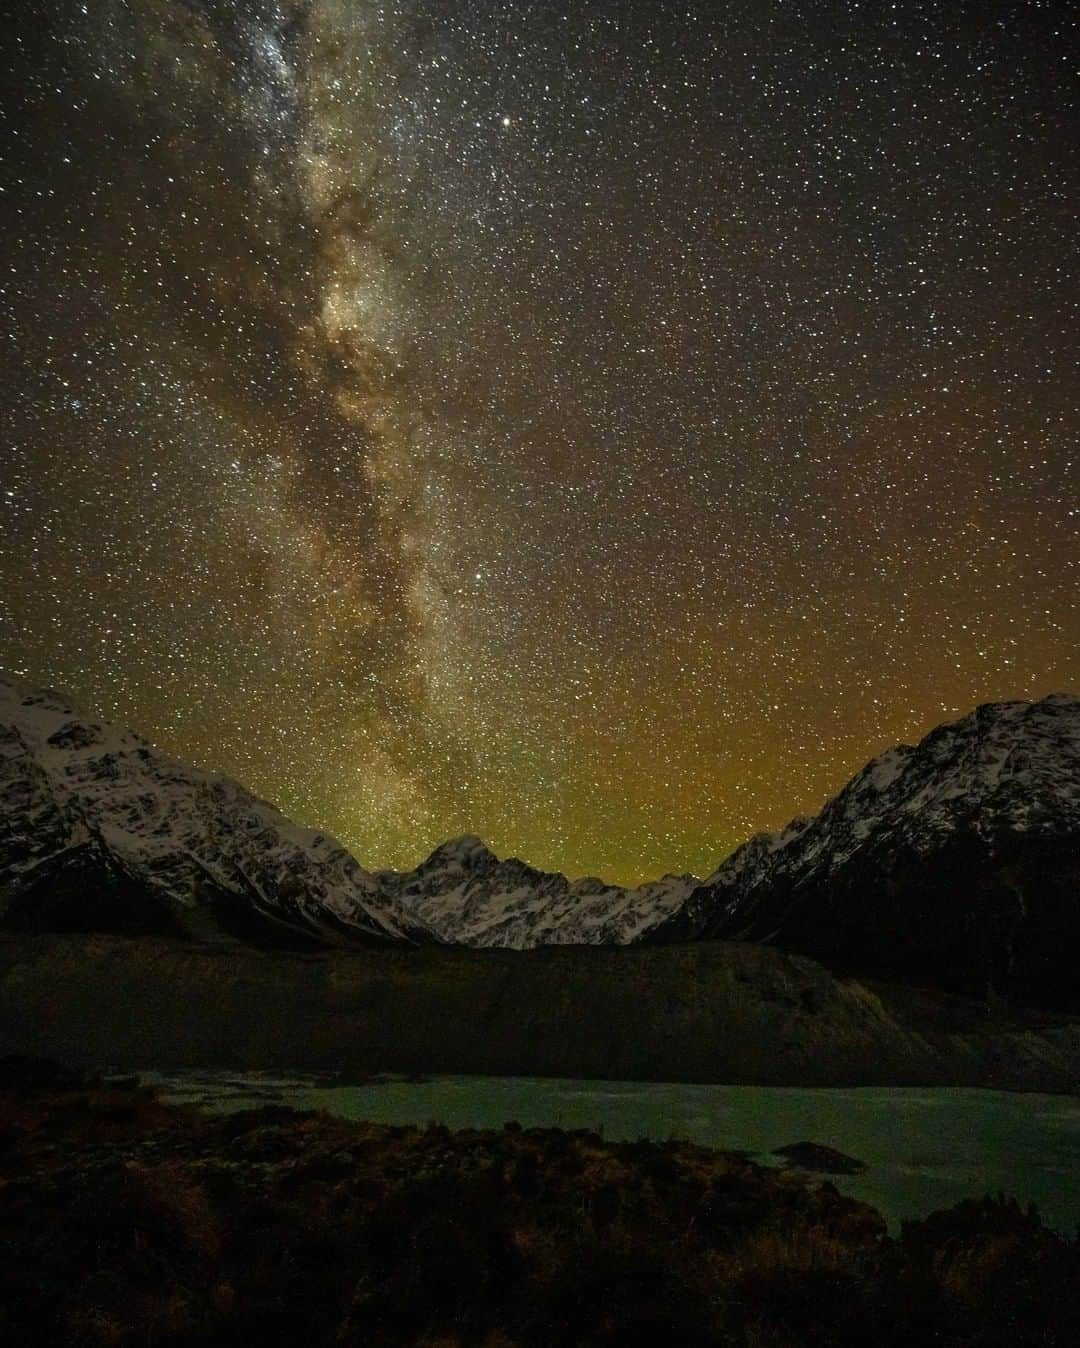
xmin=0 ymin=0 xmax=1075 ymax=885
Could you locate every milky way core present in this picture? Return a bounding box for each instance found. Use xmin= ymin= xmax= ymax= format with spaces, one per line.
xmin=2 ymin=1 xmax=1077 ymax=881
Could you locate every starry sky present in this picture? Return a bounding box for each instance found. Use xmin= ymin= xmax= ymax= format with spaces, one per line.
xmin=2 ymin=0 xmax=1077 ymax=883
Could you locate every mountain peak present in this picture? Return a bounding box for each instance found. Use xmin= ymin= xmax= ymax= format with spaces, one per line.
xmin=422 ymin=835 xmax=498 ymax=869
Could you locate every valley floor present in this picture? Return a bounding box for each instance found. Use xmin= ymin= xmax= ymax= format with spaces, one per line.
xmin=1 ymin=934 xmax=1079 ymax=1092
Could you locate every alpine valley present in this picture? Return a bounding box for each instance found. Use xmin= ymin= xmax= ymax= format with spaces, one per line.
xmin=1 ymin=675 xmax=1079 ymax=1088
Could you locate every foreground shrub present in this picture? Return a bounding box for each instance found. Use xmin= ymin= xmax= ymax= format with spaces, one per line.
xmin=0 ymin=1072 xmax=1078 ymax=1347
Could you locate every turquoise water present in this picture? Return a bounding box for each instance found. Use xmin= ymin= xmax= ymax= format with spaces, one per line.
xmin=148 ymin=1071 xmax=1080 ymax=1234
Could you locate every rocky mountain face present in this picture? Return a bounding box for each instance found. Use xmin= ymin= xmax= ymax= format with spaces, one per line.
xmin=375 ymin=835 xmax=698 ymax=948
xmin=3 ymin=678 xmax=1078 ymax=1009
xmin=0 ymin=679 xmax=694 ymax=950
xmin=648 ymin=695 xmax=1080 ymax=1008
xmin=0 ymin=680 xmax=433 ymax=947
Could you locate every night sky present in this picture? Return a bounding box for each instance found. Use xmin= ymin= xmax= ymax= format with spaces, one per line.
xmin=2 ymin=1 xmax=1077 ymax=883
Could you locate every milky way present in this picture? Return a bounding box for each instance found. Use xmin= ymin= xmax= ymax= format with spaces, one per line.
xmin=2 ymin=0 xmax=1077 ymax=882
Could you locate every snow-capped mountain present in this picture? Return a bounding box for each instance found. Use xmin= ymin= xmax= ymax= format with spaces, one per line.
xmin=648 ymin=694 xmax=1080 ymax=1006
xmin=0 ymin=679 xmax=432 ymax=946
xmin=3 ymin=677 xmax=1077 ymax=1000
xmin=0 ymin=678 xmax=694 ymax=950
xmin=375 ymin=834 xmax=699 ymax=948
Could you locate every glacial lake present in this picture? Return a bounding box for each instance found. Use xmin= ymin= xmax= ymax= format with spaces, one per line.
xmin=145 ymin=1071 xmax=1080 ymax=1234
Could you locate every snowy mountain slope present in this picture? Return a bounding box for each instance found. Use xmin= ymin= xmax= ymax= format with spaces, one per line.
xmin=648 ymin=694 xmax=1080 ymax=1006
xmin=3 ymin=677 xmax=1077 ymax=992
xmin=0 ymin=678 xmax=694 ymax=950
xmin=0 ymin=678 xmax=433 ymax=946
xmin=375 ymin=835 xmax=698 ymax=948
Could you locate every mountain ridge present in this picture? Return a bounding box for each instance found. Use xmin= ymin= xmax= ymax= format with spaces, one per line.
xmin=0 ymin=677 xmax=434 ymax=947
xmin=648 ymin=691 xmax=1080 ymax=1006
xmin=1 ymin=675 xmax=1077 ymax=1005
xmin=375 ymin=831 xmax=700 ymax=947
